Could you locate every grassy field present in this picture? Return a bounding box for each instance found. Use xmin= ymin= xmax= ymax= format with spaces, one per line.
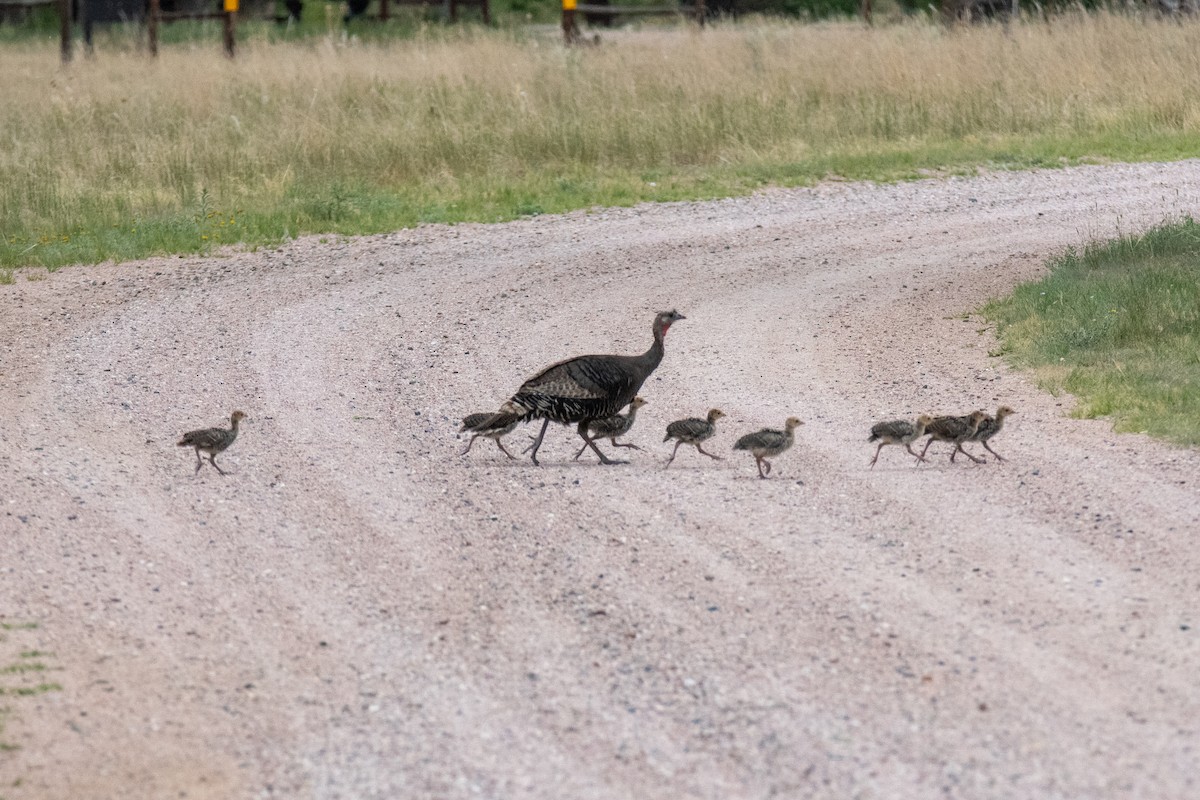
xmin=2 ymin=13 xmax=1200 ymax=271
xmin=984 ymin=218 xmax=1200 ymax=445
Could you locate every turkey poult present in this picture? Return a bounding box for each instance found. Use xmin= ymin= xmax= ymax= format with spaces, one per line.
xmin=868 ymin=414 xmax=934 ymax=468
xmin=663 ymin=408 xmax=725 ymax=468
xmin=477 ymin=310 xmax=685 ymax=466
xmin=574 ymin=397 xmax=647 ymax=460
xmin=459 ymin=413 xmax=519 ymax=460
xmin=919 ymin=410 xmax=989 ymax=464
xmin=178 ymin=410 xmax=245 ymax=475
xmin=970 ymin=405 xmax=1016 ymax=462
xmin=733 ymin=416 xmax=803 ymax=479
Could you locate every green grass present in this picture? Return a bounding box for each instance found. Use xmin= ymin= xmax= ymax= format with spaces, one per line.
xmin=983 ymin=218 xmax=1200 ymax=445
xmin=0 ymin=663 xmax=47 ymax=676
xmin=7 ymin=132 xmax=1196 ymax=272
xmin=0 ymin=624 xmax=58 ymax=759
xmin=2 ymin=15 xmax=1200 ymax=270
xmin=0 ymin=706 xmax=14 ymax=755
xmin=0 ymin=683 xmax=62 ymax=697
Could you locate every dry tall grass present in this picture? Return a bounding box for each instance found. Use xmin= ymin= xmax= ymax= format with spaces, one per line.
xmin=2 ymin=14 xmax=1199 ymax=266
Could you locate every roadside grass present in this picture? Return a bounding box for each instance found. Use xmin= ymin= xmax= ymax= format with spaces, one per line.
xmin=0 ymin=622 xmax=59 ymax=769
xmin=3 ymin=13 xmax=1200 ymax=270
xmin=983 ymin=218 xmax=1200 ymax=446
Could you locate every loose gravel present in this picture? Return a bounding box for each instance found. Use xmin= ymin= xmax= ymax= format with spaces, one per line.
xmin=3 ymin=161 xmax=1200 ymax=799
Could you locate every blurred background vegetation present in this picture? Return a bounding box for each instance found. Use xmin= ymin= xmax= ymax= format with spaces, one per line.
xmin=0 ymin=0 xmax=1138 ymax=40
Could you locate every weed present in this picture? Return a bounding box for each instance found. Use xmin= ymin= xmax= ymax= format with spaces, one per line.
xmin=0 ymin=663 xmax=47 ymax=675
xmin=984 ymin=218 xmax=1200 ymax=445
xmin=0 ymin=683 xmax=62 ymax=697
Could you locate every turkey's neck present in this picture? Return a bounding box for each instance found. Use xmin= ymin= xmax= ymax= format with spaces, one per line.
xmin=634 ymin=323 xmax=668 ymax=376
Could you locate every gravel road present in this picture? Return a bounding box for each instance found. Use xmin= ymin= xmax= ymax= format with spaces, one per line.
xmin=3 ymin=161 xmax=1200 ymax=799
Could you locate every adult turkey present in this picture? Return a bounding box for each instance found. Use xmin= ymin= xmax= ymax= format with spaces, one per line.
xmin=479 ymin=310 xmax=685 ymax=465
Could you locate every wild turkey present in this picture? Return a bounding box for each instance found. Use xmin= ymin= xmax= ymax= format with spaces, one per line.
xmin=868 ymin=414 xmax=934 ymax=468
xmin=970 ymin=405 xmax=1016 ymax=461
xmin=733 ymin=417 xmax=803 ymax=479
xmin=460 ymin=413 xmax=519 ymax=460
xmin=477 ymin=310 xmax=685 ymax=466
xmin=663 ymin=408 xmax=725 ymax=468
xmin=574 ymin=397 xmax=647 ymax=460
xmin=918 ymin=410 xmax=988 ymax=464
xmin=178 ymin=410 xmax=245 ymax=475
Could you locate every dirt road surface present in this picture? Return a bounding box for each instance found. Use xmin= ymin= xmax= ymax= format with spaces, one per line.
xmin=3 ymin=161 xmax=1200 ymax=799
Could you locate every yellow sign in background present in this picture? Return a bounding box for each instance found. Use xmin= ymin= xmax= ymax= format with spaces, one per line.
xmin=224 ymin=0 xmax=238 ymax=11
xmin=562 ymin=0 xmax=576 ymax=9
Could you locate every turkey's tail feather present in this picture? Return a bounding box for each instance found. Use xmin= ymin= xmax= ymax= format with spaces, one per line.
xmin=460 ymin=413 xmax=495 ymax=432
xmin=475 ymin=412 xmax=523 ymax=433
xmin=472 ymin=399 xmax=530 ymax=433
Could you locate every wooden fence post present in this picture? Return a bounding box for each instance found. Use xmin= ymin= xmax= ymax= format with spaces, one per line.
xmin=222 ymin=0 xmax=237 ymax=57
xmin=58 ymin=0 xmax=72 ymax=62
xmin=148 ymin=0 xmax=159 ymax=56
xmin=561 ymin=0 xmax=578 ymax=43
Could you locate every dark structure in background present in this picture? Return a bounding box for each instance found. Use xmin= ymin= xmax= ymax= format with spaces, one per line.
xmin=80 ymin=0 xmax=146 ymax=41
xmin=565 ymin=0 xmax=704 ymax=43
xmin=5 ymin=0 xmax=1197 ymax=64
xmin=0 ymin=0 xmax=488 ymax=62
xmin=75 ymin=0 xmax=277 ymax=47
xmin=0 ymin=0 xmax=71 ymax=59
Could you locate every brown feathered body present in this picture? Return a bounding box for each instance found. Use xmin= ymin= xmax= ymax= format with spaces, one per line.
xmin=920 ymin=410 xmax=988 ymax=464
xmin=460 ymin=413 xmax=519 ymax=459
xmin=663 ymin=408 xmax=725 ymax=468
xmin=585 ymin=397 xmax=646 ymax=440
xmin=479 ymin=311 xmax=685 ymax=465
xmin=178 ymin=410 xmax=245 ymax=475
xmin=733 ymin=417 xmax=803 ymax=478
xmin=575 ymin=397 xmax=646 ymax=459
xmin=664 ymin=408 xmax=724 ymax=445
xmin=969 ymin=405 xmax=1016 ymax=461
xmin=868 ymin=414 xmax=933 ymax=467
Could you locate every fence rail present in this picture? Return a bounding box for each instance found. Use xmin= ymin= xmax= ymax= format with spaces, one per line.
xmin=562 ymin=0 xmax=704 ymax=43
